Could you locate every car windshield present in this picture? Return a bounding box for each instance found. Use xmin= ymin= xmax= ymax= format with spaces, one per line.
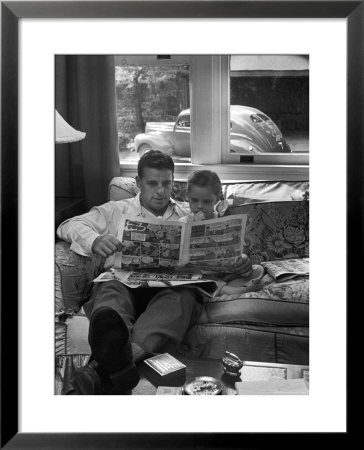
xmin=250 ymin=114 xmax=263 ymax=124
xmin=177 ymin=115 xmax=190 ymax=128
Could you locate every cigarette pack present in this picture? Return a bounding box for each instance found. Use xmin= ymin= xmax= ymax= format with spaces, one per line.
xmin=142 ymin=353 xmax=186 ymax=387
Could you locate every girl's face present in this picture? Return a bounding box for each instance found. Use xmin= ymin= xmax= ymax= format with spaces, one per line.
xmin=187 ymin=184 xmax=219 ymax=218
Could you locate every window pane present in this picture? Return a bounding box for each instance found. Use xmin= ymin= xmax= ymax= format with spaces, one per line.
xmin=230 ymin=55 xmax=309 ymax=155
xmin=115 ymin=56 xmax=191 ymax=163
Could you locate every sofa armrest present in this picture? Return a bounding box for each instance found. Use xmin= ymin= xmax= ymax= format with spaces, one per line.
xmin=55 ymin=241 xmax=105 ymax=315
xmin=108 ymin=177 xmax=139 ymax=201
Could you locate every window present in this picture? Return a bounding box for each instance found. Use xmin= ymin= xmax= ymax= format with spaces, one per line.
xmin=115 ymin=55 xmax=190 ymax=163
xmin=229 ymin=54 xmax=309 ymax=158
xmin=115 ymin=55 xmax=309 ymax=180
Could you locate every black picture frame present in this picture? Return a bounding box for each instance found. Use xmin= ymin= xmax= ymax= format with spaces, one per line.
xmin=1 ymin=1 xmax=358 ymax=448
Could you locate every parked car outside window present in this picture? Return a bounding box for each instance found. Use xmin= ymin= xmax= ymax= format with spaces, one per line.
xmin=133 ymin=105 xmax=291 ymax=158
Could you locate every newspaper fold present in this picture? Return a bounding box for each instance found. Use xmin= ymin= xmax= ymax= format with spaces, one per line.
xmin=93 ymin=268 xmax=220 ymax=297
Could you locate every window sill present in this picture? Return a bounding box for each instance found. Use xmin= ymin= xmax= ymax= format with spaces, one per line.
xmin=119 ymin=161 xmax=309 ymax=182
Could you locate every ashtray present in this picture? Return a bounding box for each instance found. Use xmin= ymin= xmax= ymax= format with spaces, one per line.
xmin=183 ymin=376 xmax=222 ymax=395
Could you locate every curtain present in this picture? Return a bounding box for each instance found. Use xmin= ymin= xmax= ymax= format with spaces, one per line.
xmin=55 ymin=55 xmax=120 ymax=210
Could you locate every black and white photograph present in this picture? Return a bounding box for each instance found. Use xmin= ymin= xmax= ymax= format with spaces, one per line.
xmin=54 ymin=54 xmax=310 ymax=396
xmin=1 ymin=1 xmax=355 ymax=445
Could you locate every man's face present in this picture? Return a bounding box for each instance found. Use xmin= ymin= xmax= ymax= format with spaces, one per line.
xmin=136 ymin=168 xmax=174 ymax=216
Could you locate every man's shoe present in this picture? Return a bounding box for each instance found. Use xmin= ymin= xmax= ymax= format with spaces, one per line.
xmin=70 ymin=361 xmax=108 ymax=395
xmin=70 ymin=360 xmax=139 ymax=395
xmin=109 ymin=366 xmax=140 ymax=395
xmin=88 ymin=307 xmax=140 ymax=392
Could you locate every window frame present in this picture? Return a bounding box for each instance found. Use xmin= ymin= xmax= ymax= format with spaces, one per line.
xmin=224 ymin=55 xmax=309 ymax=166
xmin=118 ymin=55 xmax=309 ymax=181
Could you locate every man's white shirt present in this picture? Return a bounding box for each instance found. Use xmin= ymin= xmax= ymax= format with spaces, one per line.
xmin=57 ymin=194 xmax=188 ymax=269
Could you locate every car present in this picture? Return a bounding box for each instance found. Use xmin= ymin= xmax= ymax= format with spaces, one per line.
xmin=133 ymin=105 xmax=291 ymax=157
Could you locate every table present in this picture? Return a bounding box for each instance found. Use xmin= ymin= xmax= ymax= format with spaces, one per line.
xmin=132 ymin=356 xmax=309 ymax=395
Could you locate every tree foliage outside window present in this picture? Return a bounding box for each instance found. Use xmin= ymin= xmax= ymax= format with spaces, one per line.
xmin=115 ymin=63 xmax=190 ymax=151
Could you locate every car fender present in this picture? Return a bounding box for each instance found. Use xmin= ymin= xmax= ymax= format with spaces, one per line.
xmin=134 ymin=132 xmax=174 ymax=154
xmin=230 ymin=132 xmax=266 ymax=154
xmin=230 ymin=138 xmax=264 ymax=154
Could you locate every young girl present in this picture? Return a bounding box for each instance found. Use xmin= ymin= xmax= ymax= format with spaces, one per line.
xmin=182 ymin=170 xmax=264 ymax=296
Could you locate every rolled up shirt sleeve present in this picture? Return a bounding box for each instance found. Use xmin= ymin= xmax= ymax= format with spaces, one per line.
xmin=56 ymin=202 xmax=122 ymax=257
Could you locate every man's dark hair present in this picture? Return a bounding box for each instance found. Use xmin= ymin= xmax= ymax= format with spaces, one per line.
xmin=137 ymin=150 xmax=174 ymax=178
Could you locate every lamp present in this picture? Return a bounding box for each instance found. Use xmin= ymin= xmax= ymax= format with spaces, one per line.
xmin=55 ymin=109 xmax=87 ymax=228
xmin=55 ymin=109 xmax=86 ymax=144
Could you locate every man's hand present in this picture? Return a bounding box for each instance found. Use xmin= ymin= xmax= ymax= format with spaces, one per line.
xmin=222 ymin=254 xmax=253 ymax=276
xmin=91 ymin=234 xmax=122 ymax=258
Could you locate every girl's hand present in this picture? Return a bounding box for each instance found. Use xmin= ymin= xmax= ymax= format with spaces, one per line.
xmin=192 ymin=211 xmax=206 ymax=221
xmin=193 ymin=210 xmax=217 ymax=221
xmin=234 ymin=254 xmax=253 ymax=276
xmin=225 ymin=254 xmax=253 ymax=276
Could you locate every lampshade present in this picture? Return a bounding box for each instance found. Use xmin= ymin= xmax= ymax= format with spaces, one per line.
xmin=55 ymin=110 xmax=86 ymax=144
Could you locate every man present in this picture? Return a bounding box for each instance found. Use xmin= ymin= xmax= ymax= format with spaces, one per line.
xmin=57 ymin=151 xmax=252 ymax=394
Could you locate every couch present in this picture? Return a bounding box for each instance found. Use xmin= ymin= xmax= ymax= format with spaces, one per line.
xmin=55 ymin=177 xmax=309 ymax=395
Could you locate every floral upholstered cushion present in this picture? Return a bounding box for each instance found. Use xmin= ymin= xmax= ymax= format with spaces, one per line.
xmin=229 ymin=200 xmax=309 ymax=264
xmin=55 ymin=241 xmax=105 ymax=314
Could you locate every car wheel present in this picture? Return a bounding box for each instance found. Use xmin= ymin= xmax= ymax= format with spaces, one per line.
xmin=138 ymin=144 xmax=153 ymax=156
xmin=283 ymin=142 xmax=292 ymax=153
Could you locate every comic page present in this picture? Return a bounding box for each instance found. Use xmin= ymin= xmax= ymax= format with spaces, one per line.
xmin=114 ymin=216 xmax=187 ymax=270
xmin=183 ymin=214 xmax=248 ymax=272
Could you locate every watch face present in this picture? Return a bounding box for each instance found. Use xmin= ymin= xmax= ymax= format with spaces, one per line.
xmin=183 ymin=377 xmax=222 ymax=395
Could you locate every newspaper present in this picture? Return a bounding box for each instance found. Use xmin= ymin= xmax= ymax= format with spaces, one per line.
xmin=93 ymin=213 xmax=247 ymax=294
xmin=113 ymin=213 xmax=247 ymax=272
xmin=93 ymin=268 xmax=220 ymax=296
xmin=261 ymin=258 xmax=309 ymax=282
